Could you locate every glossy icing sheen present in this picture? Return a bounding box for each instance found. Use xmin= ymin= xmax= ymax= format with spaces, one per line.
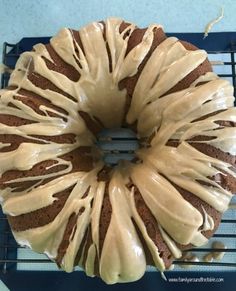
xmin=0 ymin=18 xmax=235 ymax=284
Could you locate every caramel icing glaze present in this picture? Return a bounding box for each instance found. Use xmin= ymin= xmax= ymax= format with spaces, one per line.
xmin=0 ymin=18 xmax=235 ymax=284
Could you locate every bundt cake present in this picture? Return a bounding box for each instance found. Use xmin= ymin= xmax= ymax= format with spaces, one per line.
xmin=0 ymin=17 xmax=235 ymax=284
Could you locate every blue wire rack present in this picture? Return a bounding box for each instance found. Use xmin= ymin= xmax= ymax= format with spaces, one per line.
xmin=0 ymin=32 xmax=236 ymax=291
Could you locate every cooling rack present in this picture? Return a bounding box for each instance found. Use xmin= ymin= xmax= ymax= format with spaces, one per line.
xmin=0 ymin=32 xmax=236 ymax=291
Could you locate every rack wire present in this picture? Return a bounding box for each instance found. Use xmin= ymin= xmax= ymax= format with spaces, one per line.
xmin=0 ymin=35 xmax=236 ymax=275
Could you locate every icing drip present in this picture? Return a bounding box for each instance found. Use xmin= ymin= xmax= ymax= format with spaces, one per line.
xmin=138 ymin=143 xmax=234 ymax=213
xmin=158 ymin=225 xmax=182 ymax=259
xmin=12 ymin=167 xmax=101 ymax=256
xmin=0 ymin=17 xmax=235 ymax=284
xmin=0 ymin=142 xmax=79 ymax=178
xmin=99 ymin=168 xmax=146 ymax=284
xmin=130 ymin=163 xmax=206 ymax=246
xmin=49 ymin=19 xmax=160 ymax=128
xmin=127 ymin=38 xmax=207 ymax=124
xmin=144 ymin=79 xmax=236 ymax=155
xmin=0 ymin=64 xmax=13 ymax=74
xmin=201 ymin=206 xmax=214 ymax=231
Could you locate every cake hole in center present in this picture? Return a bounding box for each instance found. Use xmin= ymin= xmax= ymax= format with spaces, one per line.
xmin=97 ymin=128 xmax=139 ymax=166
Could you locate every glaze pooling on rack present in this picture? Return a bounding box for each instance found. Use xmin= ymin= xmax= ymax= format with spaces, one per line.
xmin=203 ymin=241 xmax=227 ymax=263
xmin=0 ymin=18 xmax=236 ymax=284
xmin=179 ymin=252 xmax=200 ymax=269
